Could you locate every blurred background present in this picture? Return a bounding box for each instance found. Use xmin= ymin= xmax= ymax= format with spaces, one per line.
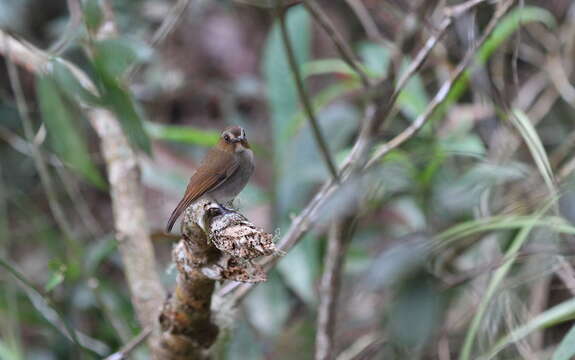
xmin=1 ymin=0 xmax=575 ymax=359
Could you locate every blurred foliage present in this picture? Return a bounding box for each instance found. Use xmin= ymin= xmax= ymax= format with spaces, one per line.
xmin=1 ymin=0 xmax=575 ymax=359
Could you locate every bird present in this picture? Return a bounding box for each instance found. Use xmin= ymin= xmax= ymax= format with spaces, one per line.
xmin=165 ymin=126 xmax=254 ymax=233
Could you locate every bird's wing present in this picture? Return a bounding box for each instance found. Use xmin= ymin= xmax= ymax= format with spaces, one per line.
xmin=165 ymin=148 xmax=239 ymax=232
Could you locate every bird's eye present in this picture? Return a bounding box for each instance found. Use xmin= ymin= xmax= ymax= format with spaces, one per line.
xmin=223 ymin=134 xmax=230 ymax=142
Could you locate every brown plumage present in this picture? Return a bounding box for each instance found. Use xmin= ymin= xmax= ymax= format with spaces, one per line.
xmin=165 ymin=126 xmax=254 ymax=233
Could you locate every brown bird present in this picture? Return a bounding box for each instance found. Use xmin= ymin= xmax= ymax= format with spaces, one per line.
xmin=165 ymin=126 xmax=254 ymax=232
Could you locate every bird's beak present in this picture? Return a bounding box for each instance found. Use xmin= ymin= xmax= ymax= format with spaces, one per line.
xmin=233 ymin=136 xmax=246 ymax=143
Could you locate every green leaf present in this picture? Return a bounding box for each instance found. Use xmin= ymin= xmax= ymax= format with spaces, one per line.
xmin=483 ymin=297 xmax=575 ymax=360
xmin=44 ymin=270 xmax=65 ymax=292
xmin=290 ymin=80 xmax=360 ymax=138
xmin=96 ymin=70 xmax=152 ymax=153
xmin=145 ymin=122 xmax=220 ymax=146
xmin=552 ymin=324 xmax=575 ymax=360
xmin=36 ymin=75 xmax=106 ymax=188
xmin=389 ymin=273 xmax=443 ymax=348
xmin=244 ymin=272 xmax=292 ymax=336
xmin=263 ymin=5 xmax=310 ymax=215
xmin=398 ymin=67 xmax=429 ymax=121
xmin=84 ymin=234 xmax=118 ymax=275
xmin=302 ymin=58 xmax=375 ymax=79
xmin=264 ymin=5 xmax=310 ymax=156
xmin=83 ymin=0 xmax=103 ymax=33
xmin=277 ymin=233 xmax=319 ymax=305
xmin=93 ymin=38 xmax=152 ymax=78
xmin=89 ymin=37 xmax=153 ymax=153
xmin=477 ymin=7 xmax=556 ymax=65
xmin=0 ymin=340 xmax=23 ymax=360
xmin=223 ymin=320 xmax=265 ymax=360
xmin=51 ymin=61 xmax=101 ymax=106
xmin=358 ymin=41 xmax=390 ymax=78
xmin=440 ymin=135 xmax=486 ymax=158
xmin=459 ymin=205 xmax=551 ymax=360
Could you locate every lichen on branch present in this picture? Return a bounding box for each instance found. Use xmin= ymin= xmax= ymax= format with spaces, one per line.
xmin=158 ymin=200 xmax=279 ymax=358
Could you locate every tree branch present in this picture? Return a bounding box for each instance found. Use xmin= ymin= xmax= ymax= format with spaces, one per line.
xmin=302 ymin=0 xmax=371 ymax=88
xmin=157 ymin=200 xmax=277 ymax=359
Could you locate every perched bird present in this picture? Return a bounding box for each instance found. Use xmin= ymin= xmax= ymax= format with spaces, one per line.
xmin=165 ymin=126 xmax=254 ymax=232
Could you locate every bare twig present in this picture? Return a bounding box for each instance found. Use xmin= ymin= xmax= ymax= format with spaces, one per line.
xmin=49 ymin=0 xmax=83 ymax=54
xmin=224 ymin=0 xmax=490 ymax=302
xmin=126 ymin=0 xmax=192 ymax=82
xmin=344 ymin=0 xmax=387 ymax=45
xmin=315 ymin=219 xmax=354 ymax=360
xmin=151 ymin=0 xmax=193 ymax=47
xmin=365 ymin=0 xmax=514 ymax=169
xmin=277 ymin=6 xmax=340 ymax=181
xmin=444 ymin=0 xmax=490 ymax=17
xmin=302 ymin=0 xmax=371 ymax=88
xmin=104 ymin=327 xmax=152 ymax=360
xmin=336 ymin=333 xmax=385 ymax=360
xmin=556 ymin=257 xmax=575 ymax=296
xmin=547 ymin=55 xmax=575 ymax=107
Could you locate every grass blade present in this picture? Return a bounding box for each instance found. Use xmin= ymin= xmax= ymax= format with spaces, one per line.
xmin=509 ymin=109 xmax=556 ymax=195
xmin=434 ymin=215 xmax=575 ymax=251
xmin=458 ymin=206 xmax=550 ymax=360
xmin=483 ymin=298 xmax=575 ymax=359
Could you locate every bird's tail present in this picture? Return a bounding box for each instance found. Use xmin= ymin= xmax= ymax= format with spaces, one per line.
xmin=165 ymin=194 xmax=196 ymax=233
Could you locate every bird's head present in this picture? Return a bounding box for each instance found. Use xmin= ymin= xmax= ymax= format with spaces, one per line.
xmin=219 ymin=126 xmax=250 ymax=152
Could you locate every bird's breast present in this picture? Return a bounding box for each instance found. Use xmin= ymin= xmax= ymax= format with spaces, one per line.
xmin=208 ymin=149 xmax=254 ymax=203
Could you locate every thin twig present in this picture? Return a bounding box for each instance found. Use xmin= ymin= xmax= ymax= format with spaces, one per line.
xmin=224 ymin=0 xmax=490 ymax=303
xmin=126 ymin=0 xmax=192 ymax=82
xmin=336 ymin=333 xmax=385 ymax=360
xmin=556 ymin=256 xmax=575 ymax=296
xmin=151 ymin=0 xmax=192 ymax=46
xmin=104 ymin=327 xmax=152 ymax=360
xmin=277 ymin=6 xmax=340 ymax=181
xmin=49 ymin=0 xmax=83 ymax=54
xmin=365 ymin=0 xmax=515 ymax=169
xmin=315 ymin=218 xmax=354 ymax=360
xmin=444 ymin=0 xmax=490 ymax=17
xmin=343 ymin=0 xmax=387 ymax=45
xmin=302 ymin=0 xmax=371 ymax=88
